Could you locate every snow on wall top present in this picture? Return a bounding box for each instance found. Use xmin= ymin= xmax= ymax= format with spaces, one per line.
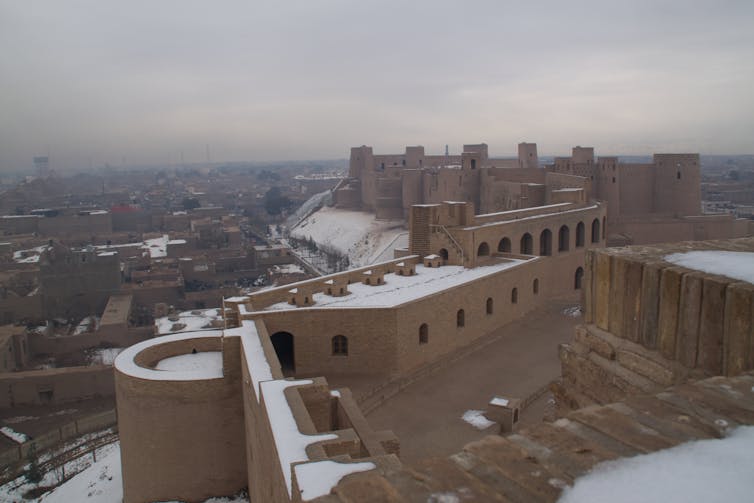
xmin=114 ymin=330 xmax=224 ymax=381
xmin=664 ymin=251 xmax=754 ymax=285
xmin=294 ymin=460 xmax=376 ymax=501
xmin=262 ymin=259 xmax=527 ymax=311
xmin=224 ymin=320 xmax=272 ymax=402
xmin=260 ymin=379 xmax=338 ymax=497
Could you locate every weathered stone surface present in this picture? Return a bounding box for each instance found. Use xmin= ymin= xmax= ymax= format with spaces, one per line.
xmin=622 ymin=258 xmax=643 ymax=343
xmin=594 ymin=252 xmax=611 ymax=331
xmin=331 ymin=473 xmax=405 ymax=503
xmin=639 ymin=261 xmax=662 ymax=349
xmin=608 ymin=255 xmax=625 ymax=338
xmin=676 ymin=272 xmax=703 ymax=368
xmin=616 ymin=350 xmax=674 ymax=387
xmin=698 ymin=276 xmax=728 ymax=375
xmin=464 ymin=436 xmax=562 ymax=502
xmin=569 ymin=405 xmax=676 ymax=453
xmin=723 ymin=282 xmax=753 ymax=376
xmin=574 ymin=326 xmax=616 ymax=360
xmin=657 ymin=267 xmax=683 ymax=360
xmin=552 ymin=417 xmax=640 ymax=458
xmin=621 ymin=395 xmax=718 ymax=440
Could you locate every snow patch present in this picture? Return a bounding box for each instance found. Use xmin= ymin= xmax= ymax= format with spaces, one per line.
xmin=664 ymin=251 xmax=754 ymax=284
xmin=0 ymin=426 xmax=28 ymax=443
xmin=155 ymin=352 xmax=223 ymax=374
xmin=557 ymin=426 xmax=754 ymax=503
xmin=294 ymin=460 xmax=375 ymax=501
xmin=290 ymin=206 xmax=406 ymax=267
xmin=462 ymin=410 xmax=495 ymax=430
xmin=260 ymin=379 xmax=338 ymax=496
xmin=562 ymin=306 xmax=582 ymax=318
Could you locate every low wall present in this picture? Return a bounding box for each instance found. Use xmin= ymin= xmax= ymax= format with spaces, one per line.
xmin=0 ymin=366 xmax=114 ymax=408
xmin=0 ymin=409 xmax=117 ymax=469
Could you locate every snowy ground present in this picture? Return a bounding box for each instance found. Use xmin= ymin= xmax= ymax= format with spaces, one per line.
xmin=155 ymin=308 xmax=224 ymax=335
xmin=0 ymin=440 xmax=249 ymax=503
xmin=558 ymin=425 xmax=754 ymax=503
xmin=289 ymin=206 xmax=406 ymax=267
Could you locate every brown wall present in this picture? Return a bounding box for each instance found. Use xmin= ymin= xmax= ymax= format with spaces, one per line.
xmin=0 ymin=366 xmax=114 ymax=408
xmin=116 ymin=336 xmax=247 ymax=503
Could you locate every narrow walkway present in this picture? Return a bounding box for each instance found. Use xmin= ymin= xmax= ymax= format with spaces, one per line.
xmin=365 ymin=297 xmax=581 ymax=464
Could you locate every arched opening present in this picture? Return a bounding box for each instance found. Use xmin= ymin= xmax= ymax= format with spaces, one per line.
xmin=456 ymin=309 xmax=465 ymax=328
xmin=602 ymin=216 xmax=606 ymax=241
xmin=533 ymin=278 xmax=539 ymax=294
xmin=477 ymin=242 xmax=490 ymax=257
xmin=591 ymin=218 xmax=600 ymax=243
xmin=486 ymin=297 xmax=493 ymax=315
xmin=558 ymin=225 xmax=570 ymax=252
xmin=270 ymin=332 xmax=295 ymax=375
xmin=520 ymin=233 xmax=533 ymax=254
xmin=439 ymin=248 xmax=449 ymax=261
xmin=575 ymin=267 xmax=584 ymax=290
xmin=498 ymin=237 xmax=511 ymax=253
xmin=539 ymin=229 xmax=552 ymax=256
xmin=419 ymin=324 xmax=429 ymax=344
xmin=332 ymin=335 xmax=348 ymax=356
xmin=576 ymin=221 xmax=585 ymax=247
xmin=511 ymin=288 xmax=518 ymax=304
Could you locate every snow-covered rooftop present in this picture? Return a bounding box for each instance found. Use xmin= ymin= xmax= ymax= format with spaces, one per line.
xmin=114 ymin=330 xmax=224 ymax=381
xmin=262 ymin=259 xmax=527 ymax=311
xmin=664 ymin=251 xmax=754 ymax=284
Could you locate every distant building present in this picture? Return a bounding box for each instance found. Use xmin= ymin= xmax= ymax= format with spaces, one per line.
xmin=33 ymin=156 xmax=50 ymax=178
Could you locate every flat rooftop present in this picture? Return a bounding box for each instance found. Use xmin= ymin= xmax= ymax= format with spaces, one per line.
xmin=100 ymin=294 xmax=133 ymax=326
xmin=262 ymin=258 xmax=530 ymax=311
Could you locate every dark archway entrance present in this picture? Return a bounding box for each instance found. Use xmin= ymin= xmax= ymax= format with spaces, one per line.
xmin=270 ymin=331 xmax=295 ymax=375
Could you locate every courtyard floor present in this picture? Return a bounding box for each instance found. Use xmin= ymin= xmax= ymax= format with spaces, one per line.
xmin=360 ymin=296 xmax=582 ymax=465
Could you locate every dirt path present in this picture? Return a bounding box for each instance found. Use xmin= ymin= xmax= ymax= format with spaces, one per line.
xmin=365 ymin=297 xmax=581 ymax=464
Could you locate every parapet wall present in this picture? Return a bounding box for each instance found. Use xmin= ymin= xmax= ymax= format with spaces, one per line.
xmin=115 ymin=317 xmax=400 ymax=503
xmin=557 ymin=237 xmax=754 ymax=411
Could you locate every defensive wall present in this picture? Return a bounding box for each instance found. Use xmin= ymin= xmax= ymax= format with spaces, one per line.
xmin=115 ymin=323 xmax=399 ymax=503
xmin=554 ymin=236 xmax=754 ymax=412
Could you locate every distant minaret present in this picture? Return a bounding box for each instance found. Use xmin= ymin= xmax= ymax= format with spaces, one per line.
xmin=206 ymin=144 xmax=211 ymax=163
xmin=445 ymin=144 xmax=449 ymax=157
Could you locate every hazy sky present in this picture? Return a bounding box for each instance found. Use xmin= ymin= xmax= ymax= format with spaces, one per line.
xmin=1 ymin=1 xmax=753 ymax=171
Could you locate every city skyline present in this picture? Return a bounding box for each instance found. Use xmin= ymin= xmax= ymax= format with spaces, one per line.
xmin=1 ymin=0 xmax=753 ymax=172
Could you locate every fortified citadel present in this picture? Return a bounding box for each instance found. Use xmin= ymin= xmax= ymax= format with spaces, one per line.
xmin=112 ymin=142 xmax=754 ymax=502
xmin=334 ymin=142 xmax=750 ymax=245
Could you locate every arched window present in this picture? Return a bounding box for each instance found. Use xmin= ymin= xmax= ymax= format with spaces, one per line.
xmin=486 ymin=297 xmax=494 ymax=315
xmin=576 ymin=221 xmax=585 ymax=247
xmin=419 ymin=324 xmax=429 ymax=344
xmin=520 ymin=233 xmax=533 ymax=254
xmin=539 ymin=229 xmax=552 ymax=256
xmin=456 ymin=309 xmax=465 ymax=328
xmin=575 ymin=267 xmax=584 ymax=290
xmin=533 ymin=278 xmax=539 ymax=294
xmin=498 ymin=237 xmax=511 ymax=253
xmin=439 ymin=248 xmax=449 ymax=261
xmin=558 ymin=225 xmax=570 ymax=252
xmin=511 ymin=287 xmax=518 ymax=304
xmin=591 ymin=218 xmax=600 ymax=243
xmin=477 ymin=242 xmax=490 ymax=257
xmin=332 ymin=335 xmax=348 ymax=356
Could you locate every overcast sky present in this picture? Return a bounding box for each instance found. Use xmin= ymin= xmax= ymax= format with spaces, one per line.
xmin=1 ymin=1 xmax=753 ymax=171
